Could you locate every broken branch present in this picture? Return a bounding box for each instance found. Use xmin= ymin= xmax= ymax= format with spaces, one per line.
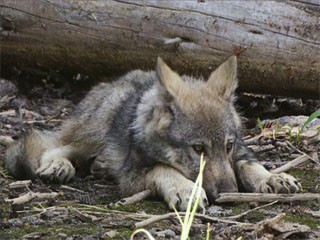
xmin=135 ymin=212 xmax=253 ymax=229
xmin=115 ymin=189 xmax=152 ymax=206
xmin=227 ymin=201 xmax=278 ymax=220
xmin=270 ymin=154 xmax=310 ymax=174
xmin=215 ymin=193 xmax=320 ymax=203
xmin=5 ymin=191 xmax=61 ymax=205
xmin=9 ymin=180 xmax=32 ymax=189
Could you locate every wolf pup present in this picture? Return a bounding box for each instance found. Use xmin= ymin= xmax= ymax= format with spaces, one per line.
xmin=5 ymin=56 xmax=301 ymax=210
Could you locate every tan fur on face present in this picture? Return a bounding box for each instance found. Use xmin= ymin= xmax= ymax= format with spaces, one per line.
xmin=157 ymin=56 xmax=238 ymax=123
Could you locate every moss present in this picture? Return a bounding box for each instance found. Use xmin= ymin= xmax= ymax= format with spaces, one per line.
xmin=109 ymin=200 xmax=168 ymax=215
xmin=113 ymin=228 xmax=134 ymax=240
xmin=2 ymin=222 xmax=134 ymax=239
xmin=289 ymin=168 xmax=320 ymax=193
xmin=285 ymin=214 xmax=320 ymax=229
xmin=228 ymin=203 xmax=249 ymax=215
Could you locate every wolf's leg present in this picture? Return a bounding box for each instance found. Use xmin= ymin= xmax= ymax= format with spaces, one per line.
xmin=36 ymin=145 xmax=75 ymax=183
xmin=234 ymin=141 xmax=302 ymax=193
xmin=4 ymin=129 xmax=68 ymax=181
xmin=145 ymin=165 xmax=209 ymax=211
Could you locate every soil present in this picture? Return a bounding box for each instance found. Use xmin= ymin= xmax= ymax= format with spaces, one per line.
xmin=0 ymin=78 xmax=319 ymax=240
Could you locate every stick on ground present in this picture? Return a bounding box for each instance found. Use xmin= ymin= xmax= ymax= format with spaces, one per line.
xmin=270 ymin=154 xmax=310 ymax=174
xmin=5 ymin=191 xmax=61 ymax=205
xmin=215 ymin=193 xmax=320 ymax=203
xmin=135 ymin=212 xmax=253 ymax=229
xmin=115 ymin=189 xmax=152 ymax=206
xmin=227 ymin=201 xmax=278 ymax=220
xmin=60 ymin=185 xmax=86 ymax=194
xmin=9 ymin=180 xmax=32 ymax=189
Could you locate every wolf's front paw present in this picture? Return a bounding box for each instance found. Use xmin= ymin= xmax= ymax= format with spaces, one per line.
xmin=259 ymin=172 xmax=302 ymax=193
xmin=36 ymin=157 xmax=75 ymax=183
xmin=164 ymin=179 xmax=208 ymax=212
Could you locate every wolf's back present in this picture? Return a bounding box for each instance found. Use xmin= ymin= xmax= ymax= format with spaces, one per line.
xmin=4 ymin=70 xmax=158 ymax=181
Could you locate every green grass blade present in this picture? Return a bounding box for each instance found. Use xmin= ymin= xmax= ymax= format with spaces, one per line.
xmin=257 ymin=117 xmax=263 ymax=133
xmin=173 ymin=206 xmax=184 ymax=226
xmin=181 ymin=154 xmax=206 ymax=240
xmin=300 ymin=109 xmax=320 ymax=132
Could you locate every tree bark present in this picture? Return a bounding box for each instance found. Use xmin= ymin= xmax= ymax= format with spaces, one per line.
xmin=1 ymin=0 xmax=319 ymax=98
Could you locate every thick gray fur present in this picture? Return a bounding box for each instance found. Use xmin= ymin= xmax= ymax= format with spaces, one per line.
xmin=4 ymin=57 xmax=301 ymax=210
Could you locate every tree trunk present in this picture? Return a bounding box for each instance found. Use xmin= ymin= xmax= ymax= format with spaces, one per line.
xmin=1 ymin=0 xmax=319 ymax=98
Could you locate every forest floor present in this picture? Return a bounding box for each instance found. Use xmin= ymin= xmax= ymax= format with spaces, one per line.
xmin=0 ymin=78 xmax=319 ymax=240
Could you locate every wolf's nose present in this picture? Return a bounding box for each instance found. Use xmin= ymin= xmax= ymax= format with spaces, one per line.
xmin=207 ymin=187 xmax=238 ymax=204
xmin=207 ymin=189 xmax=219 ymax=204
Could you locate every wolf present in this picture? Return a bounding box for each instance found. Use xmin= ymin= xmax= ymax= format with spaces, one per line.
xmin=4 ymin=56 xmax=301 ymax=210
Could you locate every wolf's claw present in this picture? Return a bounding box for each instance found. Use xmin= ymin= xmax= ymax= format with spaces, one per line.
xmin=36 ymin=157 xmax=75 ymax=183
xmin=259 ymin=172 xmax=302 ymax=193
xmin=165 ymin=179 xmax=208 ymax=212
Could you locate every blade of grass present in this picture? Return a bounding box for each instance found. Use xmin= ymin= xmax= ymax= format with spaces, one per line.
xmin=257 ymin=117 xmax=263 ymax=133
xmin=181 ymin=153 xmax=206 ymax=240
xmin=131 ymin=228 xmax=155 ymax=240
xmin=173 ymin=205 xmax=184 ymax=225
xmin=206 ymin=223 xmax=211 ymax=240
xmin=300 ymin=109 xmax=320 ymax=132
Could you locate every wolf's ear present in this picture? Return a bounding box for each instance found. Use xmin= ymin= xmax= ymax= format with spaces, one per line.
xmin=156 ymin=57 xmax=186 ymax=97
xmin=207 ymin=56 xmax=238 ymax=100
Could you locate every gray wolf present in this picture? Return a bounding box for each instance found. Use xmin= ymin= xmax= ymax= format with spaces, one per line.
xmin=4 ymin=56 xmax=301 ymax=210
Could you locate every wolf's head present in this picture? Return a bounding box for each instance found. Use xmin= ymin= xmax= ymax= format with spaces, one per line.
xmin=135 ymin=56 xmax=241 ymax=203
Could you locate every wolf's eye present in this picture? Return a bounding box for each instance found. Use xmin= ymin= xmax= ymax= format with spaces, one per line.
xmin=192 ymin=144 xmax=205 ymax=154
xmin=226 ymin=140 xmax=235 ymax=153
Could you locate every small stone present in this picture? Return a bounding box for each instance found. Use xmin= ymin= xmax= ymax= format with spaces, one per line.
xmin=102 ymin=230 xmax=118 ymax=238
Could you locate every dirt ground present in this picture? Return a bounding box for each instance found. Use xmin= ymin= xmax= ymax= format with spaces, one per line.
xmin=0 ymin=78 xmax=319 ymax=239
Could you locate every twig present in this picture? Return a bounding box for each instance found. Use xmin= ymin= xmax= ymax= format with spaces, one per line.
xmin=0 ymin=168 xmax=10 ymax=178
xmin=243 ymin=134 xmax=263 ymax=145
xmin=270 ymin=154 xmax=310 ymax=174
xmin=9 ymin=180 xmax=32 ymax=189
xmin=135 ymin=212 xmax=253 ymax=229
xmin=0 ymin=109 xmax=15 ymax=116
xmin=285 ymin=140 xmax=305 ymax=155
xmin=0 ymin=95 xmax=15 ymax=105
xmin=75 ymin=204 xmax=155 ymax=219
xmin=215 ymin=193 xmax=320 ymax=203
xmin=21 ymin=232 xmax=43 ymax=239
xmin=115 ymin=189 xmax=152 ymax=206
xmin=285 ymin=140 xmax=319 ymax=164
xmin=227 ymin=201 xmax=278 ymax=220
xmin=164 ymin=37 xmax=182 ymax=45
xmin=23 ymin=119 xmax=62 ymax=124
xmin=17 ymin=205 xmax=67 ymax=214
xmin=69 ymin=207 xmax=100 ymax=222
xmin=60 ymin=185 xmax=85 ymax=194
xmin=256 ymin=213 xmax=286 ymax=229
xmin=5 ymin=191 xmax=61 ymax=205
xmin=220 ymin=213 xmax=287 ymax=235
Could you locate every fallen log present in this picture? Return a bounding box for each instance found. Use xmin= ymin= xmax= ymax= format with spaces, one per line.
xmin=1 ymin=0 xmax=319 ymax=98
